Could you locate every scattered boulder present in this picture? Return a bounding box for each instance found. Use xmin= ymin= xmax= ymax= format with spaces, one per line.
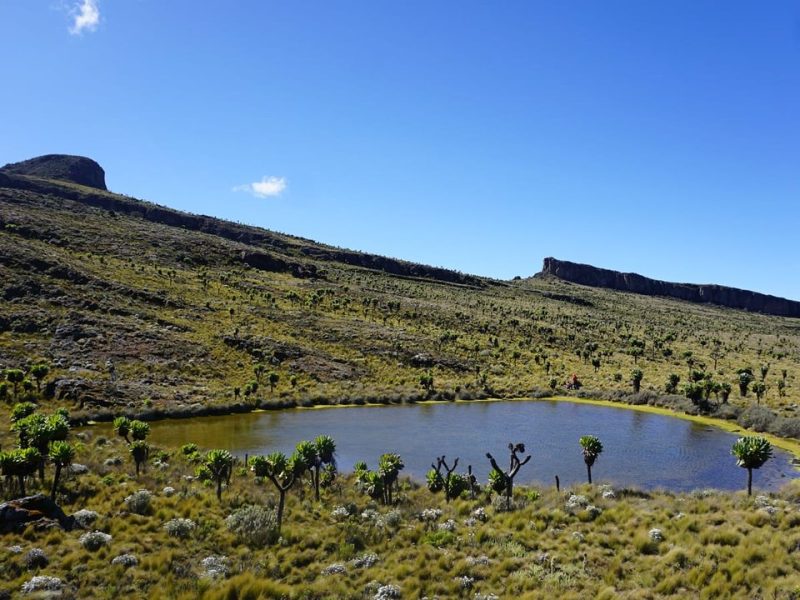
xmin=649 ymin=528 xmax=664 ymax=542
xmin=0 ymin=494 xmax=75 ymax=533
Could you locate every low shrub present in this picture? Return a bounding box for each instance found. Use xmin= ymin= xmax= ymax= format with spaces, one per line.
xmin=737 ymin=406 xmax=777 ymax=432
xmin=124 ymin=489 xmax=152 ymax=515
xmin=80 ymin=531 xmax=112 ymax=551
xmin=225 ymin=505 xmax=279 ymax=547
xmin=163 ymin=518 xmax=196 ymax=539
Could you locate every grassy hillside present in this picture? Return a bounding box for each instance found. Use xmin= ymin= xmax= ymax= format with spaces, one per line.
xmin=3 ymin=428 xmax=800 ymax=599
xmin=1 ymin=171 xmax=799 ymax=434
xmin=3 ymin=167 xmax=800 ymax=599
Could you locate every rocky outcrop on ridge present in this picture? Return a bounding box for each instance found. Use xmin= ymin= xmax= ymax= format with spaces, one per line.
xmin=1 ymin=154 xmax=107 ymax=190
xmin=537 ymin=257 xmax=800 ymax=318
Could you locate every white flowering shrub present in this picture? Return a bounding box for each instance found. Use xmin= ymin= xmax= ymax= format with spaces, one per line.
xmin=331 ymin=505 xmax=351 ymax=520
xmin=80 ymin=531 xmax=112 ymax=551
xmin=111 ymin=553 xmax=139 ymax=568
xmin=163 ymin=518 xmax=196 ymax=539
xmin=72 ymin=509 xmax=99 ymax=529
xmin=438 ymin=519 xmax=456 ymax=532
xmin=420 ymin=508 xmax=442 ymax=523
xmin=373 ymin=584 xmax=401 ymax=600
xmin=322 ymin=563 xmax=347 ymax=575
xmin=471 ymin=507 xmax=488 ymax=522
xmin=124 ymin=490 xmax=153 ymax=515
xmin=201 ymin=555 xmax=230 ymax=579
xmin=23 ymin=548 xmax=48 ymax=569
xmin=351 ymin=553 xmax=380 ymax=568
xmin=456 ymin=575 xmax=474 ymax=590
xmin=225 ymin=505 xmax=278 ymax=547
xmin=21 ymin=576 xmax=63 ymax=594
xmin=383 ymin=509 xmax=402 ymax=528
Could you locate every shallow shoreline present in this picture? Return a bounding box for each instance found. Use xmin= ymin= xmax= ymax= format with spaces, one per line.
xmin=79 ymin=393 xmax=800 ymax=462
xmin=543 ymin=395 xmax=800 ymax=460
xmin=300 ymin=394 xmax=800 ymax=460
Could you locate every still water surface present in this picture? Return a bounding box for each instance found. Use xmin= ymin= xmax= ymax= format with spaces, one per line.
xmin=119 ymin=399 xmax=798 ymax=492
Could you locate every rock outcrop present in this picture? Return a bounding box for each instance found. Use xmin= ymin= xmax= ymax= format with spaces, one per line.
xmin=1 ymin=154 xmax=107 ymax=190
xmin=0 ymin=494 xmax=76 ymax=533
xmin=536 ymin=257 xmax=800 ymax=318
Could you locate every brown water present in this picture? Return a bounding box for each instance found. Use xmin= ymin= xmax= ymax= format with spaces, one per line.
xmin=92 ymin=399 xmax=799 ymax=492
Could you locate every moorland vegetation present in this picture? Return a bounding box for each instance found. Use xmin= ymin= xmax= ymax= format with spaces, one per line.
xmin=2 ymin=159 xmax=800 ymax=597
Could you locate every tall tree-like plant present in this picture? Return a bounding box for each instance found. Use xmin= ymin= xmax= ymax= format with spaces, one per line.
xmin=731 ymin=436 xmax=772 ymax=496
xmin=631 ymin=369 xmax=644 ymax=393
xmin=204 ymin=449 xmax=234 ymax=501
xmin=113 ymin=416 xmax=131 ymax=444
xmin=378 ymin=453 xmax=404 ymax=505
xmin=5 ymin=447 xmax=42 ymax=496
xmin=267 ymin=372 xmax=279 ymax=393
xmin=579 ymin=435 xmax=603 ymax=484
xmin=130 ymin=420 xmax=151 ymax=441
xmin=737 ymin=368 xmax=755 ymax=397
xmin=10 ymin=402 xmax=37 ymax=423
xmin=13 ymin=412 xmax=69 ymax=480
xmin=251 ymin=452 xmax=296 ymax=534
xmin=49 ymin=441 xmax=75 ymax=499
xmin=354 ymin=461 xmax=384 ymax=502
xmin=486 ymin=443 xmax=531 ymax=510
xmin=29 ymin=364 xmax=50 ymax=393
xmin=665 ymin=373 xmax=680 ymax=394
xmin=719 ymin=382 xmax=732 ymax=403
xmin=751 ymin=382 xmax=767 ymax=405
xmin=293 ymin=440 xmax=317 ymax=493
xmin=253 ymin=363 xmax=266 ymax=384
xmin=312 ymin=435 xmax=336 ymax=501
xmin=426 ymin=455 xmax=468 ymax=503
xmin=5 ymin=369 xmax=25 ymax=399
xmin=130 ymin=441 xmax=149 ymax=477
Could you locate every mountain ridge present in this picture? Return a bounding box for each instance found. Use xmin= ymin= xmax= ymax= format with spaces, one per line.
xmin=537 ymin=256 xmax=800 ymax=318
xmin=0 ymin=154 xmax=798 ymax=419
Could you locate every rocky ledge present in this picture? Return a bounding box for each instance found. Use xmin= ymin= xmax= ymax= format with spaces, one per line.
xmin=537 ymin=257 xmax=800 ymax=318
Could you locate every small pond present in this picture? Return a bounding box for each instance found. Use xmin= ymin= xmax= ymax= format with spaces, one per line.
xmin=104 ymin=399 xmax=799 ymax=492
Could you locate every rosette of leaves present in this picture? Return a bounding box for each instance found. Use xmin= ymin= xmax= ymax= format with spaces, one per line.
xmin=731 ymin=436 xmax=772 ymax=496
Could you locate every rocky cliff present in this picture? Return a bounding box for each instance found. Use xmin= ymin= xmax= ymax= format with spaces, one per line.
xmin=537 ymin=257 xmax=800 ymax=318
xmin=1 ymin=154 xmax=107 ymax=190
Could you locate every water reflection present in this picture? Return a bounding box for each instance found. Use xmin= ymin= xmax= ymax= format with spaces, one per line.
xmin=99 ymin=400 xmax=798 ymax=492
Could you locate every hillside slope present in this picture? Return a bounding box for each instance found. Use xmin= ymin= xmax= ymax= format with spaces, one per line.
xmin=0 ymin=157 xmax=798 ymax=424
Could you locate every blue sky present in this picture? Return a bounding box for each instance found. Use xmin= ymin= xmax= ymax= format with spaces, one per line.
xmin=2 ymin=1 xmax=799 ymax=298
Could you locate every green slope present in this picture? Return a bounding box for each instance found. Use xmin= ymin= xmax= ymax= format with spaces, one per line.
xmin=0 ymin=168 xmax=798 ymax=429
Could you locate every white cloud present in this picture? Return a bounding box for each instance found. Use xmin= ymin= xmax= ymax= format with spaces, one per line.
xmin=233 ymin=176 xmax=288 ymax=199
xmin=69 ymin=0 xmax=100 ymax=35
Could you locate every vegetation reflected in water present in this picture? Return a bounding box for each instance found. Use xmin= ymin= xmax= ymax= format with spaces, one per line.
xmin=124 ymin=400 xmax=799 ymax=492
